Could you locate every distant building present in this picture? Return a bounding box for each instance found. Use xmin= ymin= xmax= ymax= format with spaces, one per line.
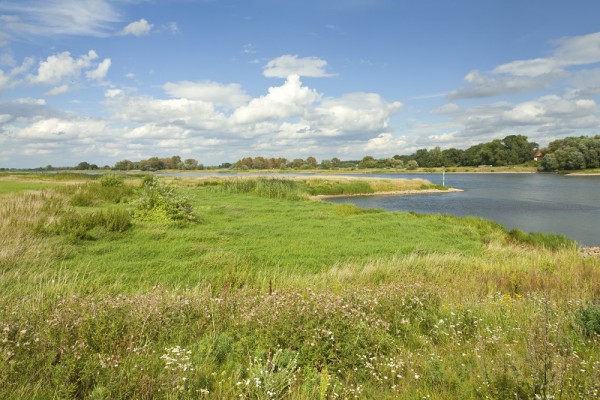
xmin=533 ymin=149 xmax=543 ymax=161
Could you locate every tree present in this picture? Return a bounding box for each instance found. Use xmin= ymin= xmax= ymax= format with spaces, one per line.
xmin=139 ymin=157 xmax=165 ymax=171
xmin=76 ymin=162 xmax=91 ymax=170
xmin=358 ymin=156 xmax=377 ymax=169
xmin=183 ymin=158 xmax=199 ymax=170
xmin=306 ymin=156 xmax=318 ymax=169
xmin=406 ymin=160 xmax=419 ymax=170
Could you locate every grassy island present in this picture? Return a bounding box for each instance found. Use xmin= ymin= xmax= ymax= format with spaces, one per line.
xmin=1 ymin=173 xmax=598 ymax=399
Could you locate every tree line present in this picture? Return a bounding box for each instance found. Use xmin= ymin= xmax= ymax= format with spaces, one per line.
xmin=28 ymin=134 xmax=596 ymax=173
xmin=231 ymin=135 xmax=539 ymax=170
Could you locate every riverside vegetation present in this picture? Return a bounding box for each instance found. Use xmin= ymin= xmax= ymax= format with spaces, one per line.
xmin=0 ymin=173 xmax=599 ymax=399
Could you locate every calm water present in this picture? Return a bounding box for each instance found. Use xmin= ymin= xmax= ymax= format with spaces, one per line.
xmin=327 ymin=173 xmax=600 ymax=247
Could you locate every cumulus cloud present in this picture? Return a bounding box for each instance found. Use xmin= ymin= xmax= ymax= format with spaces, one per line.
xmin=0 ymin=0 xmax=121 ymax=38
xmin=119 ymin=19 xmax=153 ymax=36
xmin=263 ymin=55 xmax=335 ymax=78
xmin=163 ymin=81 xmax=250 ymax=109
xmin=28 ymin=50 xmax=101 ymax=85
xmin=312 ymin=92 xmax=403 ymax=135
xmin=231 ymin=74 xmax=320 ymax=124
xmin=5 ymin=50 xmax=112 ymax=91
xmin=3 ymin=69 xmax=405 ymax=167
xmin=86 ymin=58 xmax=111 ymax=80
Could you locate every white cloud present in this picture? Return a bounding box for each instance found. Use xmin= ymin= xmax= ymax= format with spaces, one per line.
xmin=364 ymin=133 xmax=405 ymax=152
xmin=119 ymin=19 xmax=153 ymax=36
xmin=29 ymin=50 xmax=97 ymax=85
xmin=449 ymin=69 xmax=562 ymax=99
xmin=450 ymin=31 xmax=600 ymax=99
xmin=0 ymin=0 xmax=121 ymax=38
xmin=86 ymin=58 xmax=111 ymax=80
xmin=14 ymin=117 xmax=108 ymax=140
xmin=492 ymin=58 xmax=560 ymax=77
xmin=105 ymin=89 xmax=227 ymax=131
xmin=231 ymin=74 xmax=320 ymax=124
xmin=263 ymin=55 xmax=335 ymax=78
xmin=163 ymin=81 xmax=250 ymax=109
xmin=432 ymin=103 xmax=460 ymax=114
xmin=2 ymin=70 xmax=405 ymax=167
xmin=45 ymin=84 xmax=71 ymax=96
xmin=312 ymin=92 xmax=403 ymax=135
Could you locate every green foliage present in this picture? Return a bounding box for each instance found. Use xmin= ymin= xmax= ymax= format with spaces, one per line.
xmin=406 ymin=160 xmax=419 ymax=170
xmin=98 ymin=173 xmax=124 ymax=187
xmin=577 ymin=304 xmax=600 ymax=337
xmin=132 ymin=176 xmax=198 ymax=223
xmin=539 ymin=135 xmax=600 ymax=171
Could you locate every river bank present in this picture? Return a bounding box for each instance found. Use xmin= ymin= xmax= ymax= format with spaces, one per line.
xmin=311 ymin=187 xmax=463 ymax=200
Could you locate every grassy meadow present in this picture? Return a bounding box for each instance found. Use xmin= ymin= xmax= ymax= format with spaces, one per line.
xmin=0 ymin=174 xmax=599 ymax=399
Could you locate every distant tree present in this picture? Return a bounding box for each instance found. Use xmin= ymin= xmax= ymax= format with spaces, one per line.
xmin=539 ymin=136 xmax=600 ymax=171
xmin=288 ymin=158 xmax=306 ymax=169
xmin=306 ymin=156 xmax=318 ymax=168
xmin=114 ymin=160 xmax=135 ymax=170
xmin=139 ymin=157 xmax=165 ymax=171
xmin=388 ymin=158 xmax=404 ymax=168
xmin=406 ymin=160 xmax=419 ymax=170
xmin=76 ymin=161 xmax=91 ymax=170
xmin=183 ymin=158 xmax=199 ymax=170
xmin=358 ymin=156 xmax=377 ymax=169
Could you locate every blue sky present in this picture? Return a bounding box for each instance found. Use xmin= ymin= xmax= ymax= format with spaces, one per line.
xmin=2 ymin=0 xmax=600 ymax=168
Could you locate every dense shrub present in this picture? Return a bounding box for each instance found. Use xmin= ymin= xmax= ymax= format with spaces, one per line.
xmin=577 ymin=303 xmax=600 ymax=337
xmin=99 ymin=173 xmax=125 ymax=187
xmin=132 ymin=176 xmax=198 ymax=223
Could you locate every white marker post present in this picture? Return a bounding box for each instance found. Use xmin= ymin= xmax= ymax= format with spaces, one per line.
xmin=442 ymin=166 xmax=445 ymax=186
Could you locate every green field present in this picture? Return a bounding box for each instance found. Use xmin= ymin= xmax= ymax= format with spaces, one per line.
xmin=1 ymin=175 xmax=598 ymax=399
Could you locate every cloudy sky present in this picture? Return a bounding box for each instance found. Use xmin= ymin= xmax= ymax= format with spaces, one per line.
xmin=2 ymin=0 xmax=600 ymax=168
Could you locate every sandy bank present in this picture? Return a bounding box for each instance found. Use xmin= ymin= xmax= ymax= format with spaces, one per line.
xmin=311 ymin=187 xmax=463 ymax=200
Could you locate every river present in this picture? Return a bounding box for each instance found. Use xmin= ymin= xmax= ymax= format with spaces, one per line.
xmin=326 ymin=173 xmax=600 ymax=247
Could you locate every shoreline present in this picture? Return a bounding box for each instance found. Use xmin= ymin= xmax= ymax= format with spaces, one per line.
xmin=311 ymin=187 xmax=463 ymax=200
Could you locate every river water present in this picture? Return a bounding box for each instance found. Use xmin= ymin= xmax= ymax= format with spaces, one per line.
xmin=326 ymin=173 xmax=600 ymax=247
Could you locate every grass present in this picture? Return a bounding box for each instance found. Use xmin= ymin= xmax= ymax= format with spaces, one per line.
xmin=1 ymin=175 xmax=599 ymax=399
xmin=0 ymin=180 xmax=60 ymax=196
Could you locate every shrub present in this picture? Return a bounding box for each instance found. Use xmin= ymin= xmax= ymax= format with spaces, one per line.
xmin=99 ymin=174 xmax=124 ymax=187
xmin=577 ymin=304 xmax=600 ymax=337
xmin=132 ymin=176 xmax=198 ymax=223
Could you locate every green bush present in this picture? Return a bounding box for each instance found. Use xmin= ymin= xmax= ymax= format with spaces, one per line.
xmin=132 ymin=176 xmax=198 ymax=223
xmin=99 ymin=174 xmax=125 ymax=187
xmin=577 ymin=304 xmax=600 ymax=337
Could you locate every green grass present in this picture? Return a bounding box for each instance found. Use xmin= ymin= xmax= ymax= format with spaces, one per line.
xmin=1 ymin=175 xmax=598 ymax=399
xmin=0 ymin=180 xmax=60 ymax=195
